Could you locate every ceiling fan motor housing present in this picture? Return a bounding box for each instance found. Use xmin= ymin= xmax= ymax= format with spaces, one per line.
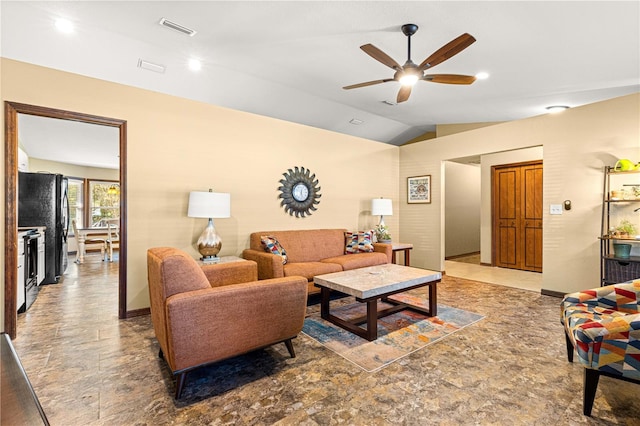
xmin=401 ymin=24 xmax=418 ymax=37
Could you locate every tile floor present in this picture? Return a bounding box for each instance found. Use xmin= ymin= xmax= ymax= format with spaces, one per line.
xmin=445 ymin=258 xmax=542 ymax=293
xmin=11 ymin=254 xmax=640 ymax=425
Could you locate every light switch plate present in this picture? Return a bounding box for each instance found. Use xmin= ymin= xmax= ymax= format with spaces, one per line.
xmin=550 ymin=204 xmax=563 ymax=215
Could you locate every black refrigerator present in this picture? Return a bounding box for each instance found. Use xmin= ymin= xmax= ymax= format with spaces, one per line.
xmin=18 ymin=172 xmax=69 ymax=284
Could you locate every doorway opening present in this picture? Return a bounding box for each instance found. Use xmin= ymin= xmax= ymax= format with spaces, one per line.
xmin=443 ymin=147 xmax=543 ymax=292
xmin=444 ymin=159 xmax=481 ymax=263
xmin=4 ymin=102 xmax=127 ymax=339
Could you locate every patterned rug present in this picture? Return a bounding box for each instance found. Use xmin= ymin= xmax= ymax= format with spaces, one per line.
xmin=302 ymin=294 xmax=484 ymax=372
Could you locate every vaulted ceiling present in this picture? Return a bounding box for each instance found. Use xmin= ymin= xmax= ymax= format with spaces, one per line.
xmin=3 ymin=1 xmax=639 ymax=163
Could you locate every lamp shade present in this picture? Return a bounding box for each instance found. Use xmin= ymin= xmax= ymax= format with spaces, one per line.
xmin=187 ymin=191 xmax=231 ymax=218
xmin=371 ymin=198 xmax=393 ymax=216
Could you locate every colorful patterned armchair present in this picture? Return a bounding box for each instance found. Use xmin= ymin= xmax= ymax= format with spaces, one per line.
xmin=561 ymin=280 xmax=640 ymax=416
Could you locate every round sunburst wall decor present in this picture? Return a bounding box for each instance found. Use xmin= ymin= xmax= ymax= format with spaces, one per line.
xmin=278 ymin=166 xmax=321 ymax=217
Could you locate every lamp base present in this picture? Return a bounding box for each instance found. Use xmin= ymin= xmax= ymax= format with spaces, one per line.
xmin=197 ymin=218 xmax=222 ymax=259
xmin=200 ymin=255 xmax=220 ymax=264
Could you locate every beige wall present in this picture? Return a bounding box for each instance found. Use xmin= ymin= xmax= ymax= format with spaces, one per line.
xmin=444 ymin=161 xmax=481 ymax=257
xmin=436 ymin=122 xmax=504 ymax=137
xmin=27 ymin=157 xmax=119 ymax=180
xmin=1 ymin=59 xmax=399 ymax=328
xmin=399 ymin=93 xmax=640 ymax=294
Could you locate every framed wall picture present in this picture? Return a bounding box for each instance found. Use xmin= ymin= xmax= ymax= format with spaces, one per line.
xmin=407 ymin=175 xmax=431 ymax=204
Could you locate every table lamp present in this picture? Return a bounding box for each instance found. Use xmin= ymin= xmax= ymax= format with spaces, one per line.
xmin=371 ymin=198 xmax=393 ymax=227
xmin=371 ymin=198 xmax=393 ymax=242
xmin=187 ymin=189 xmax=231 ymax=263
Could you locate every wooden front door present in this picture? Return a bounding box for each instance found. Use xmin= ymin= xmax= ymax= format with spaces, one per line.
xmin=493 ymin=161 xmax=543 ymax=272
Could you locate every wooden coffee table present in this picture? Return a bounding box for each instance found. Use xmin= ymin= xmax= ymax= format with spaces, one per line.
xmin=314 ymin=264 xmax=441 ymax=341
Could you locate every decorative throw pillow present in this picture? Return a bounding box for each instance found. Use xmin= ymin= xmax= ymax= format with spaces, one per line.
xmin=260 ymin=236 xmax=288 ymax=265
xmin=344 ymin=230 xmax=374 ymax=254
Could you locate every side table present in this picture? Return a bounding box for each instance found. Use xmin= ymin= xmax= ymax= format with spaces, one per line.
xmin=196 ymin=255 xmax=247 ymax=266
xmin=391 ymin=243 xmax=413 ymax=266
xmin=197 ymin=256 xmax=257 ymax=283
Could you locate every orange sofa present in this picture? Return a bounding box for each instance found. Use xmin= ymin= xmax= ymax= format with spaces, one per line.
xmin=242 ymin=229 xmax=392 ymax=295
xmin=147 ymin=247 xmax=308 ymax=398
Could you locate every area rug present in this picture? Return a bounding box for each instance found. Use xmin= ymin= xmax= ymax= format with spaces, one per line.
xmin=302 ymin=294 xmax=484 ymax=372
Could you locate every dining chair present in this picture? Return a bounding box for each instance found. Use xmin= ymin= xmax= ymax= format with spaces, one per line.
xmin=106 ymin=223 xmax=120 ymax=262
xmin=71 ymin=219 xmax=105 ymax=263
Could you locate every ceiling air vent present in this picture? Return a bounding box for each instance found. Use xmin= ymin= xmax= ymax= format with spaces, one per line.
xmin=137 ymin=59 xmax=166 ymax=74
xmin=158 ymin=18 xmax=197 ymax=36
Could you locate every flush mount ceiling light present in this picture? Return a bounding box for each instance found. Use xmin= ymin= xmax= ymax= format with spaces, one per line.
xmin=159 ymin=18 xmax=197 ymax=36
xmin=54 ymin=18 xmax=74 ymax=33
xmin=546 ymin=105 xmax=570 ymax=114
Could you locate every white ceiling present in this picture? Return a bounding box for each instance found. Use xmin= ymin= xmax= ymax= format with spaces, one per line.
xmin=3 ymin=1 xmax=639 ymax=168
xmin=18 ymin=114 xmax=120 ymax=169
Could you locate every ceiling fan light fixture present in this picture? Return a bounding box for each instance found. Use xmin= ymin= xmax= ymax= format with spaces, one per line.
xmin=399 ymin=74 xmax=419 ymax=86
xmin=475 ymin=71 xmax=490 ymax=80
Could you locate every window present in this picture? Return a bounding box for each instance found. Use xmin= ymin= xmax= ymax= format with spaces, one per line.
xmin=67 ymin=178 xmax=84 ymax=230
xmin=88 ymin=179 xmax=120 ymax=227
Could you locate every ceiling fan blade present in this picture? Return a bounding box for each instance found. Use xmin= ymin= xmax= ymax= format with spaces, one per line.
xmin=423 ymin=74 xmax=477 ymax=85
xmin=343 ymin=79 xmax=393 ymax=90
xmin=396 ymin=85 xmax=412 ymax=103
xmin=360 ymin=44 xmax=402 ymax=70
xmin=418 ymin=33 xmax=476 ymax=70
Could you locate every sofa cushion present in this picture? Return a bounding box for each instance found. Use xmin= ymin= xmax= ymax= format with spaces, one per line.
xmin=251 ymin=229 xmax=346 ymax=263
xmin=260 ymin=236 xmax=288 ymax=265
xmin=322 ymin=252 xmax=388 ymax=271
xmin=284 ymin=261 xmax=342 ymax=281
xmin=344 ymin=230 xmax=374 ymax=254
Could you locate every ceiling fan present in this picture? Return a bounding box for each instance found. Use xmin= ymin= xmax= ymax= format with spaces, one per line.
xmin=343 ymin=24 xmax=477 ymax=103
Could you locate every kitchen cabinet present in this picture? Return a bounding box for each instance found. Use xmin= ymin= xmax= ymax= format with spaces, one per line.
xmin=599 ymin=166 xmax=640 ymax=285
xmin=17 ymin=231 xmax=27 ymax=312
xmin=37 ymin=233 xmax=45 ymax=285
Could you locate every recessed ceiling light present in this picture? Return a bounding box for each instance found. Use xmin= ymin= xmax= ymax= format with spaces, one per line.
xmin=55 ymin=18 xmax=74 ymax=34
xmin=349 ymin=118 xmax=364 ymax=125
xmin=546 ymin=105 xmax=569 ymax=114
xmin=188 ymin=59 xmax=202 ymax=71
xmin=475 ymin=72 xmax=489 ymax=80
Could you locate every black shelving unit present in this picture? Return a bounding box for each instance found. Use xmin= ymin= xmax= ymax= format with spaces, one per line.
xmin=599 ymin=166 xmax=640 ymax=285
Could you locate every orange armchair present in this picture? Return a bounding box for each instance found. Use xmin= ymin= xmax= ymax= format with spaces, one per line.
xmin=147 ymin=247 xmax=308 ymax=398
